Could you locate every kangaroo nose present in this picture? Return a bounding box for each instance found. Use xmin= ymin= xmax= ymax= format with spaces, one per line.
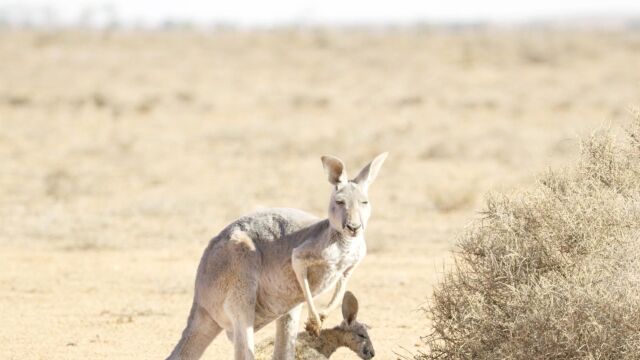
xmin=345 ymin=223 xmax=361 ymax=232
xmin=365 ymin=347 xmax=375 ymax=358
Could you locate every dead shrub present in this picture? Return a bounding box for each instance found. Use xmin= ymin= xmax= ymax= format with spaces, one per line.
xmin=417 ymin=114 xmax=640 ymax=360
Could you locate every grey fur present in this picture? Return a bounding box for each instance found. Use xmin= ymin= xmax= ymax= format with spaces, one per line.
xmin=165 ymin=153 xmax=388 ymax=360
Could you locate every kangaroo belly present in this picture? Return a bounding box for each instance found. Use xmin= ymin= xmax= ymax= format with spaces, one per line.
xmin=254 ymin=262 xmax=343 ymax=321
xmin=255 ymin=262 xmax=304 ymax=318
xmin=307 ymin=263 xmax=342 ymax=296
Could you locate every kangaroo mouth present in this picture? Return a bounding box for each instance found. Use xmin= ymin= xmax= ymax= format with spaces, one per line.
xmin=344 ymin=225 xmax=361 ymax=237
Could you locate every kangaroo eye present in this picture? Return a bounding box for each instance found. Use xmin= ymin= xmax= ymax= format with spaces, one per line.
xmin=360 ymin=201 xmax=369 ymax=205
xmin=335 ymin=199 xmax=345 ymax=205
xmin=357 ymin=334 xmax=367 ymax=339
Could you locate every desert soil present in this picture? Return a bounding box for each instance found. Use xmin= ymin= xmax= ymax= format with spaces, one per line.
xmin=1 ymin=29 xmax=640 ymax=359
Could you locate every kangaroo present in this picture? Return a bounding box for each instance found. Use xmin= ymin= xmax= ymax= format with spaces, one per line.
xmin=165 ymin=153 xmax=387 ymax=360
xmin=254 ymin=291 xmax=375 ymax=360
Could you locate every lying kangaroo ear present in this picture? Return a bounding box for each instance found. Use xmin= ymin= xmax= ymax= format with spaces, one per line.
xmin=353 ymin=152 xmax=388 ymax=188
xmin=342 ymin=291 xmax=359 ymax=325
xmin=321 ymin=155 xmax=348 ymax=186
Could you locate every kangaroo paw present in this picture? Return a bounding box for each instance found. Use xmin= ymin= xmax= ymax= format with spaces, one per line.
xmin=304 ymin=318 xmax=321 ymax=336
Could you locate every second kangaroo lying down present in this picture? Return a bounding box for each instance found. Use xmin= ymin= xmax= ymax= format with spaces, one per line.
xmin=255 ymin=291 xmax=375 ymax=360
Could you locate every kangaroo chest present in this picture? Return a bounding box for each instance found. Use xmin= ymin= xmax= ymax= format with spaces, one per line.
xmin=305 ymin=240 xmax=364 ymax=295
xmin=255 ymin=236 xmax=365 ymax=324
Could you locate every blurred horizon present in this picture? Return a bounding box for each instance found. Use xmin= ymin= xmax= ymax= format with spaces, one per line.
xmin=1 ymin=0 xmax=640 ymax=29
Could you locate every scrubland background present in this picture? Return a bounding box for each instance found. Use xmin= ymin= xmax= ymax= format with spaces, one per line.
xmin=1 ymin=28 xmax=640 ymax=359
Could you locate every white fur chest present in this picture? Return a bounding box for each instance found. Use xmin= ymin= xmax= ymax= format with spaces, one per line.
xmin=304 ymin=237 xmax=366 ymax=296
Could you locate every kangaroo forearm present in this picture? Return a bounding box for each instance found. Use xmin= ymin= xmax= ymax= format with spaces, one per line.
xmin=302 ymin=277 xmax=319 ymax=318
xmin=293 ymin=262 xmax=320 ymax=320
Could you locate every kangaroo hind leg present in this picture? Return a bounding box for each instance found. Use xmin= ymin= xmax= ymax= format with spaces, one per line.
xmin=165 ymin=302 xmax=222 ymax=360
xmin=272 ymin=304 xmax=302 ymax=360
xmin=225 ymin=286 xmax=258 ymax=360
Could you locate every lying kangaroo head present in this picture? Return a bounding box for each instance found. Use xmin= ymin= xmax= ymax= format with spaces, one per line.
xmin=321 ymin=153 xmax=388 ymax=237
xmin=337 ymin=291 xmax=375 ymax=359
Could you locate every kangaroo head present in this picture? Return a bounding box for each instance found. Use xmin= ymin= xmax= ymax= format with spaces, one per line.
xmin=321 ymin=153 xmax=388 ymax=237
xmin=336 ymin=291 xmax=375 ymax=359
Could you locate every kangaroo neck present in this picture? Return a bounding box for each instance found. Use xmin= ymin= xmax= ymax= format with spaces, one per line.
xmin=327 ymin=223 xmax=363 ymax=249
xmin=303 ymin=219 xmax=362 ymax=252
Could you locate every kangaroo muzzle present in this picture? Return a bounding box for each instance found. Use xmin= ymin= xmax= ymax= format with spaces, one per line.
xmin=345 ymin=222 xmax=362 ymax=235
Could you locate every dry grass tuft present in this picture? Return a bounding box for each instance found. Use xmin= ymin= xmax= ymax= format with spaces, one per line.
xmin=417 ymin=114 xmax=640 ymax=360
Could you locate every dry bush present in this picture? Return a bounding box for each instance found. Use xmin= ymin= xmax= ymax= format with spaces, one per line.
xmin=417 ymin=114 xmax=640 ymax=360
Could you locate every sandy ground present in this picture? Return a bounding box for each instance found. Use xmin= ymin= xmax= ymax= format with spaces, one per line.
xmin=1 ymin=29 xmax=640 ymax=359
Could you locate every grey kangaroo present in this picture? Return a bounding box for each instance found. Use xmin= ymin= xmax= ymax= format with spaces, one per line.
xmin=165 ymin=153 xmax=388 ymax=360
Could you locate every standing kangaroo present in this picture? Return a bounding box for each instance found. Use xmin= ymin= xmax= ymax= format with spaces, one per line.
xmin=165 ymin=153 xmax=388 ymax=360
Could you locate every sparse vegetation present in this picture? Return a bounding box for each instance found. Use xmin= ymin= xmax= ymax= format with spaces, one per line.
xmin=418 ymin=114 xmax=640 ymax=359
xmin=2 ymin=29 xmax=640 ymax=359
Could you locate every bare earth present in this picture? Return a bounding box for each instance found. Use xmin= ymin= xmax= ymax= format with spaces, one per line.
xmin=1 ymin=29 xmax=639 ymax=359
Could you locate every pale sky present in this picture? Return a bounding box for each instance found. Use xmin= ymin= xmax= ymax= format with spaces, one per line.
xmin=1 ymin=0 xmax=640 ymax=26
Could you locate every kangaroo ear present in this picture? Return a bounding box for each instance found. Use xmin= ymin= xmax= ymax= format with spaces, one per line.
xmin=353 ymin=152 xmax=388 ymax=188
xmin=342 ymin=291 xmax=359 ymax=325
xmin=321 ymin=155 xmax=348 ymax=186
